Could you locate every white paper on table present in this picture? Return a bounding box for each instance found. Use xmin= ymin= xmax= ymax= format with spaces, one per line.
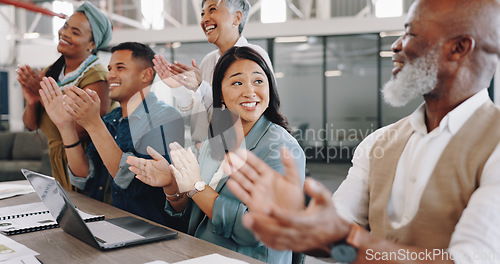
xmin=0 ymin=184 xmax=34 ymax=200
xmin=0 ymin=254 xmax=40 ymax=264
xmin=173 ymin=254 xmax=249 ymax=264
xmin=0 ymin=233 xmax=39 ymax=262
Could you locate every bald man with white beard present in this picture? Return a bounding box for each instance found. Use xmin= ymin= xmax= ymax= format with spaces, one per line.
xmin=224 ymin=0 xmax=500 ymax=263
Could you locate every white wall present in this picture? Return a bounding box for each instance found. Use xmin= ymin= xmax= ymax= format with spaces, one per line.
xmin=0 ymin=6 xmax=15 ymax=66
xmin=6 ymin=42 xmax=59 ymax=132
xmin=16 ymin=41 xmax=59 ymax=67
xmin=110 ymin=16 xmax=406 ymax=45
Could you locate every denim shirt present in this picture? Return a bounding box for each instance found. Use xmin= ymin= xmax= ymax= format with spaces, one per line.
xmin=71 ymin=92 xmax=187 ymax=231
xmin=165 ymin=116 xmax=306 ymax=263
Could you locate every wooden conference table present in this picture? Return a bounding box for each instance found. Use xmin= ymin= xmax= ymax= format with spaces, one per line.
xmin=2 ymin=181 xmax=264 ymax=264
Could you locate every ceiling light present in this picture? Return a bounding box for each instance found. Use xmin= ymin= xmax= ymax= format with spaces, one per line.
xmin=275 ymin=36 xmax=308 ymax=43
xmin=171 ymin=42 xmax=181 ymax=49
xmin=23 ymin=33 xmax=40 ymax=39
xmin=274 ymin=72 xmax=285 ymax=79
xmin=325 ymin=70 xmax=342 ymax=77
xmin=375 ymin=0 xmax=403 ymax=18
xmin=261 ymin=0 xmax=286 ymax=24
xmin=379 ymin=31 xmax=405 ymax=38
xmin=379 ymin=51 xmax=394 ymax=57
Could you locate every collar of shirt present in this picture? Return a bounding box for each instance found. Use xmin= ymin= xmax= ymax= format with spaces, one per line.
xmin=128 ymin=91 xmax=160 ymax=122
xmin=217 ymin=36 xmax=248 ymax=56
xmin=409 ymin=88 xmax=490 ymax=136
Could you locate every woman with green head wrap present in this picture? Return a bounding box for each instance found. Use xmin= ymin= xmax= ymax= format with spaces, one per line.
xmin=17 ymin=2 xmax=112 ymax=189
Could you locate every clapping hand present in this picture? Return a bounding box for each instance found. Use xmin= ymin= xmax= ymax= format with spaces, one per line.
xmin=127 ymin=146 xmax=174 ymax=187
xmin=224 ymin=148 xmax=350 ymax=252
xmin=16 ymin=64 xmax=44 ymax=96
xmin=153 ymin=54 xmax=202 ymax=91
xmin=38 ymin=77 xmax=74 ymax=130
xmin=224 ymin=148 xmax=304 ymax=215
xmin=61 ymin=86 xmax=101 ymax=130
xmin=169 ymin=142 xmax=201 ymax=193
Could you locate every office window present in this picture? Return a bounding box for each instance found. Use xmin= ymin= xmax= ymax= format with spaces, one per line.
xmin=274 ymin=36 xmax=323 ymax=148
xmin=326 ymin=34 xmax=379 ymax=148
xmin=247 ymin=39 xmax=269 ymax=56
xmin=173 ymin=42 xmax=215 ymax=66
xmin=151 ymin=43 xmax=173 ymax=62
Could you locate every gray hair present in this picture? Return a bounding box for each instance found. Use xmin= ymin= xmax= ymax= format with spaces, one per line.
xmin=202 ymin=0 xmax=251 ymax=35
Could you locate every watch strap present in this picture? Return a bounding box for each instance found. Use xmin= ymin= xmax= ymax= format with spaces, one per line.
xmin=330 ymin=223 xmax=363 ymax=263
xmin=346 ymin=223 xmax=364 ymax=248
xmin=187 ymin=188 xmax=197 ymax=198
xmin=187 ymin=181 xmax=205 ymax=198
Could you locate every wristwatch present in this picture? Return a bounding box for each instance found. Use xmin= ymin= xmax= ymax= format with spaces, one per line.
xmin=330 ymin=223 xmax=363 ymax=263
xmin=187 ymin=181 xmax=206 ymax=198
xmin=331 ymin=243 xmax=357 ymax=263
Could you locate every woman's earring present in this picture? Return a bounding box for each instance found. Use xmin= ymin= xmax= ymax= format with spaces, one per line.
xmin=232 ymin=24 xmax=238 ymax=29
xmin=221 ymin=101 xmax=226 ymax=110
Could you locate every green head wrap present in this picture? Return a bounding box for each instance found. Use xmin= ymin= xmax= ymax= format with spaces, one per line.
xmin=75 ymin=2 xmax=112 ymax=50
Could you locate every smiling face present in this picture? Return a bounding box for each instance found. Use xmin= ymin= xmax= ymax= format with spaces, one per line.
xmin=107 ymin=50 xmax=149 ymax=104
xmin=57 ymin=12 xmax=95 ymax=59
xmin=383 ymin=0 xmax=444 ymax=106
xmin=200 ymin=0 xmax=240 ymax=50
xmin=221 ymin=59 xmax=270 ymax=135
xmin=390 ymin=1 xmax=443 ymax=78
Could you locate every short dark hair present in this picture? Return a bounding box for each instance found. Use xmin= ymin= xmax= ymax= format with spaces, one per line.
xmin=212 ymin=46 xmax=290 ymax=132
xmin=111 ymin=42 xmax=155 ymax=71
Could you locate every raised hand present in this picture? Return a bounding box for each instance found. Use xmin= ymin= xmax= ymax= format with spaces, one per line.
xmin=168 ymin=60 xmax=202 ymax=91
xmin=224 ymin=148 xmax=304 ymax=215
xmin=169 ymin=142 xmax=201 ymax=193
xmin=153 ymin=54 xmax=182 ymax=88
xmin=127 ymin=146 xmax=174 ymax=187
xmin=16 ymin=64 xmax=44 ymax=96
xmin=153 ymin=54 xmax=202 ymax=91
xmin=62 ymin=86 xmax=101 ymax=130
xmin=38 ymin=77 xmax=74 ymax=130
xmin=239 ymin=177 xmax=350 ymax=253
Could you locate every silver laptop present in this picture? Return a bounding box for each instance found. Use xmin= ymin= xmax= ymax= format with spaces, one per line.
xmin=22 ymin=169 xmax=177 ymax=250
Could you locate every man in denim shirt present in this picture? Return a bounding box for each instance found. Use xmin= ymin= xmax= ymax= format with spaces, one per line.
xmin=39 ymin=42 xmax=186 ymax=231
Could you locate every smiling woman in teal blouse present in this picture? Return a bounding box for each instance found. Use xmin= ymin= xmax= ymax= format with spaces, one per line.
xmin=127 ymin=46 xmax=305 ymax=264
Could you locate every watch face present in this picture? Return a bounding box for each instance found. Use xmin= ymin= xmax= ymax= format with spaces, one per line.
xmin=195 ymin=181 xmax=206 ymax=191
xmin=331 ymin=243 xmax=357 ymax=263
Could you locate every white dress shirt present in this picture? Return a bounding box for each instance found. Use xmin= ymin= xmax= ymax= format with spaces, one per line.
xmin=333 ymin=89 xmax=500 ymax=264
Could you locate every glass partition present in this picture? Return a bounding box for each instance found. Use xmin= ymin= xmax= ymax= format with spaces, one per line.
xmin=273 ymin=36 xmax=324 ymax=150
xmin=326 ymin=34 xmax=379 ymax=151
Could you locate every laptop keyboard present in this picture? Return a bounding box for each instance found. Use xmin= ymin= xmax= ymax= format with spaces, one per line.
xmin=87 ymin=221 xmax=145 ymax=245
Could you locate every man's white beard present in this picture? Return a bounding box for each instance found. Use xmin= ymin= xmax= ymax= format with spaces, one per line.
xmin=382 ymin=51 xmax=438 ymax=107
